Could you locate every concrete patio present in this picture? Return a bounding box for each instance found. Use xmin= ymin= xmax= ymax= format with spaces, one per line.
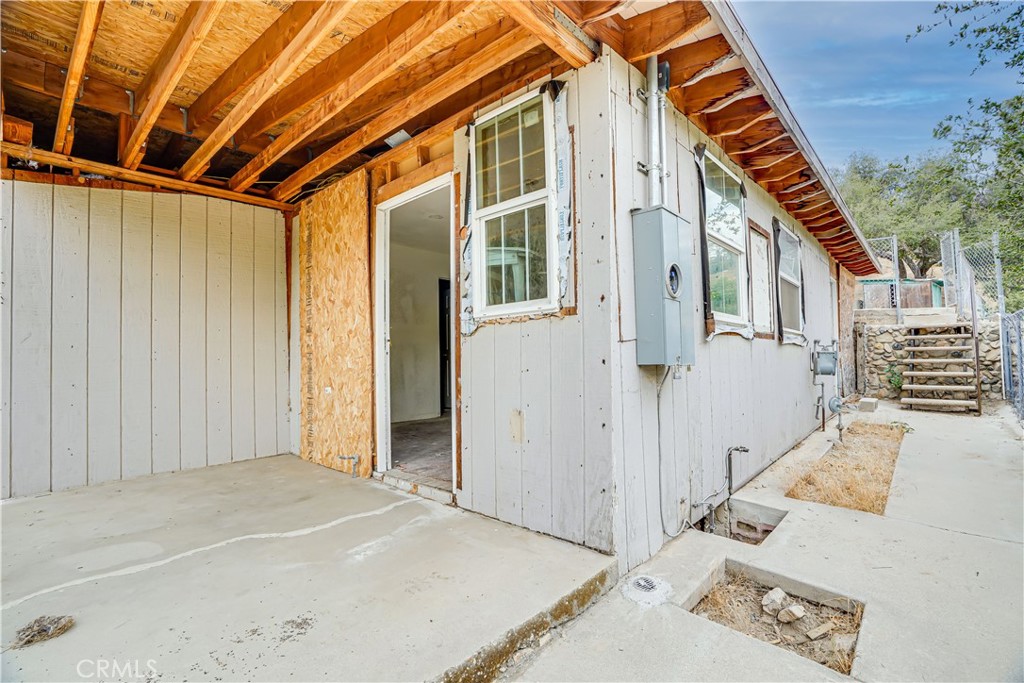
xmin=1 ymin=455 xmax=615 ymax=682
xmin=514 ymin=401 xmax=1024 ymax=681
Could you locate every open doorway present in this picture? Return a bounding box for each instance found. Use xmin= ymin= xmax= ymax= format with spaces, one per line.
xmin=374 ymin=177 xmax=454 ymax=494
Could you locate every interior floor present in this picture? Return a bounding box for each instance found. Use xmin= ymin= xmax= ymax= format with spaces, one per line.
xmin=390 ymin=414 xmax=452 ymax=490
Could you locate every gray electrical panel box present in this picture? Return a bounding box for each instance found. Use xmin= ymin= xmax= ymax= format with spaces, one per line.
xmin=632 ymin=206 xmax=695 ymax=366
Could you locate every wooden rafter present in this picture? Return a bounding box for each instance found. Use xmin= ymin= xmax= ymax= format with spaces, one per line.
xmin=791 ymin=200 xmax=835 ymax=219
xmin=269 ymin=28 xmax=543 ymax=201
xmin=774 ymin=175 xmax=818 ymax=195
xmin=178 ymin=0 xmax=359 ymax=181
xmin=781 ymin=188 xmax=826 ymax=205
xmin=498 ymin=0 xmax=595 ymax=68
xmin=579 ymin=0 xmax=625 ymax=24
xmin=758 ymin=162 xmax=809 ymax=184
xmin=186 ymin=0 xmax=328 ymax=128
xmin=624 ymin=1 xmax=711 ymax=61
xmin=229 ymin=0 xmax=475 ymax=191
xmin=704 ymin=96 xmax=772 ymax=138
xmin=120 ymin=0 xmax=224 ymax=169
xmin=53 ymin=0 xmax=104 ymax=154
xmin=806 ymin=216 xmax=846 ymax=233
xmin=676 ymin=69 xmax=755 ymax=115
xmin=661 ymin=35 xmax=734 ymax=87
xmin=745 ymin=149 xmax=799 ymax=171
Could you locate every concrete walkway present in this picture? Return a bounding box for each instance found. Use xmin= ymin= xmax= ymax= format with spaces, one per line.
xmin=1 ymin=455 xmax=615 ymax=682
xmin=515 ymin=402 xmax=1023 ymax=682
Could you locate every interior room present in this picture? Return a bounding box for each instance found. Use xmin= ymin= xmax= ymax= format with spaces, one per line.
xmin=387 ymin=186 xmax=453 ymax=490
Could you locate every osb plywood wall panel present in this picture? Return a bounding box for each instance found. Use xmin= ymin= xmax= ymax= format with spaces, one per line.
xmin=299 ymin=171 xmax=374 ymax=477
xmin=838 ymin=264 xmax=857 ymax=396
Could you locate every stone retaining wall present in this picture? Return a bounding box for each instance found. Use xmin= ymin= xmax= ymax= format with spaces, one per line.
xmin=855 ymin=320 xmax=1002 ymax=399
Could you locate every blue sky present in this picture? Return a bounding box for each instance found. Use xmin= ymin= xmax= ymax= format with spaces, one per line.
xmin=731 ymin=1 xmax=1022 ymax=170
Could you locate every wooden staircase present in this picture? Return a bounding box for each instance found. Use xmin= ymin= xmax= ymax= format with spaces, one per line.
xmin=900 ymin=324 xmax=982 ymax=413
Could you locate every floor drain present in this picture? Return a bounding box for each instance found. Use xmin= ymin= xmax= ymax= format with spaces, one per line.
xmin=622 ymin=574 xmax=672 ymax=607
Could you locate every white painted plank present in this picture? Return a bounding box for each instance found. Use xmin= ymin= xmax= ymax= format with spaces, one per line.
xmin=10 ymin=181 xmax=53 ymax=495
xmin=493 ymin=324 xmax=522 ymax=525
xmin=638 ymin=364 xmax=663 ymax=558
xmin=152 ymin=193 xmax=181 ymax=473
xmin=206 ymin=199 xmax=232 ymax=465
xmin=520 ymin=317 xmax=552 ymax=535
xmin=253 ymin=207 xmax=277 ymax=457
xmin=274 ymin=211 xmax=289 ymax=453
xmin=549 ymin=315 xmax=585 ymax=543
xmin=618 ymin=344 xmax=649 ymax=569
xmin=0 ymin=181 xmax=13 ymax=498
xmin=469 ymin=324 xmax=496 ymax=518
xmin=179 ymin=194 xmax=208 ymax=469
xmin=87 ymin=186 xmax=122 ymax=485
xmin=287 ymin=213 xmax=300 ymax=455
xmin=456 ymin=317 xmax=472 ymax=507
xmin=119 ymin=189 xmax=153 ymax=480
xmin=230 ymin=202 xmax=256 ymax=461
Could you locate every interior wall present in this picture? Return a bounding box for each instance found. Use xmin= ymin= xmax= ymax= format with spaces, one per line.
xmin=0 ymin=179 xmax=290 ymax=499
xmin=299 ymin=171 xmax=374 ymax=477
xmin=389 ymin=242 xmax=449 ymax=423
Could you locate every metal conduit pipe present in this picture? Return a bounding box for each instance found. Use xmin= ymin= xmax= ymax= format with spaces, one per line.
xmin=647 ymin=55 xmax=662 ymax=207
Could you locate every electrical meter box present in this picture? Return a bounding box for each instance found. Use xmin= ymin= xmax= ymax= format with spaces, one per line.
xmin=632 ymin=206 xmax=695 ymax=366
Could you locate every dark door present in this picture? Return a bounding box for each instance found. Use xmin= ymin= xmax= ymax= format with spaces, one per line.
xmin=439 ymin=279 xmax=452 ymax=412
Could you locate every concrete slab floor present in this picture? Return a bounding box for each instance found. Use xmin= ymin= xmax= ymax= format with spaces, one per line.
xmin=1 ymin=455 xmax=615 ymax=682
xmin=515 ymin=401 xmax=1023 ymax=682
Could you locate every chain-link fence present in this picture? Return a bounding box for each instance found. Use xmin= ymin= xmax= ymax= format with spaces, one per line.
xmin=863 ymin=235 xmax=902 ymax=321
xmin=941 ymin=229 xmax=1006 ymax=319
xmin=1004 ymin=310 xmax=1024 ymax=423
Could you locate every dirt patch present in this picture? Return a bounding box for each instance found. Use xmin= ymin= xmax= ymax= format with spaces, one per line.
xmin=786 ymin=421 xmax=909 ymax=514
xmin=693 ymin=572 xmax=862 ymax=674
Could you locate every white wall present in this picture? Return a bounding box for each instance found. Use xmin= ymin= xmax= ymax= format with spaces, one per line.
xmin=389 ymin=242 xmax=448 ymax=423
xmin=0 ymin=180 xmax=290 ymax=498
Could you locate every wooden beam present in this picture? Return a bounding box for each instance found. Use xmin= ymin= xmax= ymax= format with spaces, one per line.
xmin=624 ymin=2 xmax=711 ymax=61
xmin=53 ymin=0 xmax=104 ymax=154
xmin=781 ymin=188 xmax=826 ymax=205
xmin=269 ymin=28 xmax=542 ymax=201
xmin=120 ymin=0 xmax=224 ymax=169
xmin=806 ymin=216 xmax=846 ymax=233
xmin=678 ymin=69 xmax=755 ymax=115
xmin=187 ymin=0 xmax=327 ymax=128
xmin=732 ymin=131 xmax=790 ymax=155
xmin=774 ymin=175 xmax=818 ymax=195
xmin=704 ymin=96 xmax=772 ymax=137
xmin=660 ymin=34 xmax=733 ymax=87
xmin=375 ymin=154 xmax=454 ymax=203
xmin=745 ymin=149 xmax=799 ymax=171
xmin=228 ymin=0 xmax=475 ymax=191
xmin=498 ymin=0 xmax=595 ymax=68
xmin=579 ymin=0 xmax=624 ymax=24
xmin=758 ymin=163 xmax=809 ymax=184
xmin=2 ymin=115 xmax=34 ymax=146
xmin=179 ymin=1 xmax=359 ymax=181
xmin=3 ymin=142 xmax=289 ymax=210
xmin=793 ymin=203 xmax=836 ymax=222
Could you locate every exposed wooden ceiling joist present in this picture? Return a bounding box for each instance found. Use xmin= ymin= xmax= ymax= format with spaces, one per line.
xmin=270 ymin=27 xmax=543 ymax=201
xmin=52 ymin=0 xmax=104 ymax=154
xmin=498 ymin=0 xmax=595 ymax=68
xmin=579 ymin=0 xmax=625 ymax=24
xmin=179 ymin=0 xmax=360 ymax=181
xmin=732 ymin=131 xmax=790 ymax=155
xmin=806 ymin=216 xmax=846 ymax=233
xmin=676 ymin=69 xmax=754 ymax=115
xmin=792 ymin=202 xmax=836 ymax=221
xmin=120 ymin=0 xmax=225 ymax=169
xmin=624 ymin=1 xmax=712 ymax=61
xmin=229 ymin=0 xmax=476 ymax=192
xmin=186 ymin=0 xmax=329 ymax=129
xmin=660 ymin=35 xmax=734 ymax=88
xmin=704 ymin=96 xmax=772 ymax=138
xmin=774 ymin=175 xmax=819 ymax=195
xmin=758 ymin=162 xmax=809 ymax=184
xmin=782 ymin=187 xmax=827 ymax=205
xmin=745 ymin=149 xmax=799 ymax=171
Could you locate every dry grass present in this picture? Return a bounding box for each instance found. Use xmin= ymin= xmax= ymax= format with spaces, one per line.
xmin=694 ymin=572 xmax=863 ymax=674
xmin=786 ymin=422 xmax=909 ymax=514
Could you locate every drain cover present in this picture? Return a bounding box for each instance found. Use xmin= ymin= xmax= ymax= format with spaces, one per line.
xmin=622 ymin=574 xmax=672 ymax=607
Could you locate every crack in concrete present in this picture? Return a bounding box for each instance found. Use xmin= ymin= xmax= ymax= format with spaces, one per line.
xmin=882 ymin=514 xmax=1023 ymax=545
xmin=1 ymin=498 xmax=418 ymax=611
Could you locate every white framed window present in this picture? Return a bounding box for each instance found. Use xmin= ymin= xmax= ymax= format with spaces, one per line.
xmin=703 ymin=155 xmax=748 ymax=324
xmin=748 ymin=222 xmax=774 ymax=336
xmin=471 ymin=92 xmax=558 ymax=319
xmin=777 ymin=223 xmax=804 ymax=333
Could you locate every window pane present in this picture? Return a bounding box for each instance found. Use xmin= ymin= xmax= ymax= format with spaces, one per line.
xmin=781 ymin=279 xmax=801 ymax=331
xmin=705 ymin=160 xmax=743 ymax=245
xmin=778 ymin=228 xmax=800 ymax=282
xmin=497 ymin=108 xmax=522 ymax=203
xmin=485 ymin=216 xmax=504 ymax=306
xmin=521 ymin=98 xmax=546 ymax=194
xmin=750 ymin=230 xmax=772 ymax=333
xmin=709 ymin=241 xmax=741 ymax=317
xmin=475 ymin=120 xmax=498 ymax=209
xmin=503 ymin=211 xmax=527 ymax=303
xmin=527 ymin=204 xmax=547 ymax=301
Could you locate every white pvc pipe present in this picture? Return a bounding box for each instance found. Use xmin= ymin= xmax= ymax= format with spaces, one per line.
xmin=647 ymin=55 xmax=661 ymax=207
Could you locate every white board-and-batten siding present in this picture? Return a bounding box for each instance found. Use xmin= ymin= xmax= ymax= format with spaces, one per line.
xmin=0 ymin=180 xmax=290 ymax=498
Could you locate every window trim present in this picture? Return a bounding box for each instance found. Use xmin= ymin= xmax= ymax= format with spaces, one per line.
xmin=702 ymin=153 xmax=749 ymax=326
xmin=747 ymin=219 xmax=775 ymax=339
xmin=470 ymin=90 xmax=559 ymax=320
xmin=776 ymin=221 xmax=804 ymax=335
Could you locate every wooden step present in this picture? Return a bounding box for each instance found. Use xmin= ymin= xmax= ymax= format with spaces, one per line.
xmin=902 ymin=370 xmax=976 ymax=378
xmin=902 ymin=384 xmax=976 ymax=392
xmin=901 ymin=397 xmax=978 ymax=408
xmin=903 ymin=358 xmax=976 ymax=365
xmin=905 ymin=323 xmax=972 ymax=330
xmin=907 ymin=345 xmax=973 ymax=353
xmin=908 ymin=333 xmax=973 ymax=340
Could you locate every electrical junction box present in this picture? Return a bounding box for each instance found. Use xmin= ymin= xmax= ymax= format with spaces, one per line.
xmin=632 ymin=206 xmax=695 ymax=366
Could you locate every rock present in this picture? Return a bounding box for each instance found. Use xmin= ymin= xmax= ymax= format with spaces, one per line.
xmin=761 ymin=587 xmax=788 ymax=616
xmin=778 ymin=605 xmax=806 ymax=623
xmin=805 ymin=621 xmax=834 ymax=640
xmin=537 ymin=632 xmax=553 ymax=648
xmin=511 ymin=647 xmax=534 ymax=665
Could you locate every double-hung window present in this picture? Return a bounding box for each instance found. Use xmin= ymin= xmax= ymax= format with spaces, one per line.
xmin=703 ymin=155 xmax=748 ymax=324
xmin=472 ymin=93 xmax=557 ymax=318
xmin=777 ymin=224 xmax=804 ymax=333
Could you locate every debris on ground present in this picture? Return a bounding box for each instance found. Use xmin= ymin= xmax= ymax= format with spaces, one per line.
xmin=786 ymin=421 xmax=908 ymax=514
xmin=778 ymin=604 xmax=806 ymax=623
xmin=693 ymin=573 xmax=861 ymax=674
xmin=10 ymin=616 xmax=75 ymax=649
xmin=761 ymin=587 xmax=787 ymax=616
